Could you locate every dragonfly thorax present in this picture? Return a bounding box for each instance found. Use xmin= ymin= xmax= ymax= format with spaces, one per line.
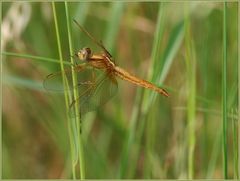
xmin=77 ymin=47 xmax=92 ymax=61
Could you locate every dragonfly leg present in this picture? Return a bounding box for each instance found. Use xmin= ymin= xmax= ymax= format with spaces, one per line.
xmin=69 ymin=81 xmax=95 ymax=111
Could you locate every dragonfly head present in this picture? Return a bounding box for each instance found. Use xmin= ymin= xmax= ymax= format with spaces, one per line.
xmin=77 ymin=47 xmax=92 ymax=61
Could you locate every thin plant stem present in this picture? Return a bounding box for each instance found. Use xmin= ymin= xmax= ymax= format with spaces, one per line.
xmin=222 ymin=2 xmax=228 ymax=179
xmin=184 ymin=3 xmax=196 ymax=179
xmin=238 ymin=1 xmax=240 ymax=178
xmin=144 ymin=3 xmax=165 ymax=178
xmin=52 ymin=2 xmax=76 ymax=179
xmin=65 ymin=2 xmax=85 ymax=179
xmin=2 ymin=52 xmax=71 ymax=65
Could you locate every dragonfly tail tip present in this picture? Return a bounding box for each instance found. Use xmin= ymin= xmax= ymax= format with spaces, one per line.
xmin=160 ymin=89 xmax=170 ymax=97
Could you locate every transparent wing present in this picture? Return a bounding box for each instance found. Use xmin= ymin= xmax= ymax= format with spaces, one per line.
xmin=43 ymin=64 xmax=94 ymax=93
xmin=44 ymin=65 xmax=118 ymax=116
xmin=73 ymin=19 xmax=113 ymax=58
xmin=69 ymin=72 xmax=118 ymax=116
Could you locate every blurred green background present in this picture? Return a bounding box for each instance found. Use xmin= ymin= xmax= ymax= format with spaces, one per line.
xmin=2 ymin=1 xmax=238 ymax=179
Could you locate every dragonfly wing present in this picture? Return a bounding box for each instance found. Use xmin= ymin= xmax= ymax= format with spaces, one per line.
xmin=43 ymin=64 xmax=93 ymax=92
xmin=73 ymin=20 xmax=113 ymax=58
xmin=69 ymin=72 xmax=118 ymax=116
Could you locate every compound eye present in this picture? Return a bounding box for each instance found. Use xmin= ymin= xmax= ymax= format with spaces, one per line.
xmin=77 ymin=47 xmax=92 ymax=61
xmin=85 ymin=47 xmax=91 ymax=56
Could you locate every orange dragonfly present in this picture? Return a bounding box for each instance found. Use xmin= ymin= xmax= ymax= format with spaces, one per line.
xmin=44 ymin=20 xmax=169 ymax=115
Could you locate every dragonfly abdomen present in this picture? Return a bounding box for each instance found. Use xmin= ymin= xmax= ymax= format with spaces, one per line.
xmin=114 ymin=66 xmax=169 ymax=97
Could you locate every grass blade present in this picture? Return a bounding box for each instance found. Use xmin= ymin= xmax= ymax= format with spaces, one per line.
xmin=118 ymin=3 xmax=184 ymax=178
xmin=238 ymin=2 xmax=240 ymax=178
xmin=222 ymin=2 xmax=228 ymax=179
xmin=52 ymin=2 xmax=77 ymax=178
xmin=65 ymin=2 xmax=85 ymax=179
xmin=2 ymin=52 xmax=71 ymax=65
xmin=184 ymin=3 xmax=196 ymax=179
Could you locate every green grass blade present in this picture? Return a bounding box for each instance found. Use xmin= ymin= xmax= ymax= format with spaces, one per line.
xmin=184 ymin=3 xmax=196 ymax=179
xmin=52 ymin=2 xmax=76 ymax=179
xmin=119 ymin=3 xmax=184 ymax=178
xmin=143 ymin=3 xmax=166 ymax=178
xmin=65 ymin=2 xmax=85 ymax=179
xmin=118 ymin=3 xmax=166 ymax=178
xmin=222 ymin=2 xmax=228 ymax=179
xmin=142 ymin=20 xmax=184 ymax=114
xmin=2 ymin=52 xmax=71 ymax=65
xmin=238 ymin=1 xmax=240 ymax=178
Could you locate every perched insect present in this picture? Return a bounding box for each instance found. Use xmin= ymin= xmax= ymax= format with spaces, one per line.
xmin=44 ymin=20 xmax=169 ymax=115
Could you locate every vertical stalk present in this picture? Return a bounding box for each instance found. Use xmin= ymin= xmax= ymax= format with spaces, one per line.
xmin=65 ymin=2 xmax=85 ymax=179
xmin=238 ymin=1 xmax=240 ymax=179
xmin=184 ymin=3 xmax=196 ymax=179
xmin=52 ymin=2 xmax=76 ymax=179
xmin=222 ymin=2 xmax=228 ymax=179
xmin=144 ymin=3 xmax=165 ymax=178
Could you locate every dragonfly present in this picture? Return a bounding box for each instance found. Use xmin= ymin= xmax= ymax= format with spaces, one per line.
xmin=44 ymin=20 xmax=169 ymax=116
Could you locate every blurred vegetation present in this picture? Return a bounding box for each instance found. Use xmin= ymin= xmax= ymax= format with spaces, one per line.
xmin=2 ymin=1 xmax=238 ymax=179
